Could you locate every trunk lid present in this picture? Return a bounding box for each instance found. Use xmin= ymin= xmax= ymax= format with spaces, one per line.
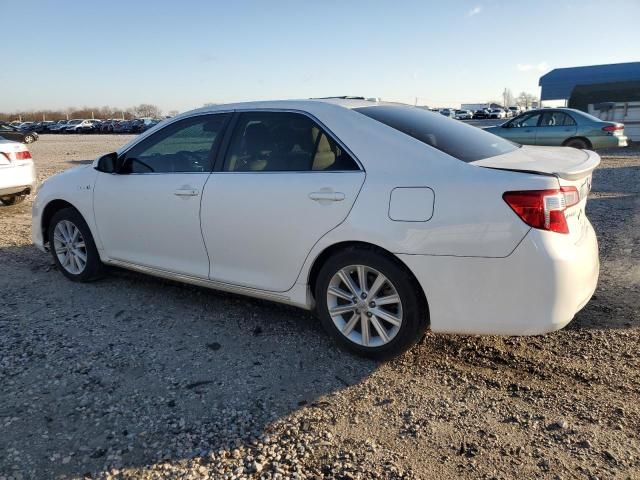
xmin=473 ymin=145 xmax=600 ymax=244
xmin=471 ymin=145 xmax=600 ymax=180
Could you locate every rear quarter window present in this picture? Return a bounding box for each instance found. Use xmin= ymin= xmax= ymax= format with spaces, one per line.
xmin=354 ymin=105 xmax=518 ymax=162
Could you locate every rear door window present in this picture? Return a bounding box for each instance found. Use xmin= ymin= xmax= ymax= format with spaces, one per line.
xmin=540 ymin=112 xmax=576 ymax=127
xmin=223 ymin=112 xmax=360 ymax=172
xmin=355 ymin=105 xmax=518 ymax=162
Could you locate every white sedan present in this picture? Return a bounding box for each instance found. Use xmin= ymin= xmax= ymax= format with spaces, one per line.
xmin=0 ymin=139 xmax=36 ymax=205
xmin=32 ymin=99 xmax=600 ymax=358
xmin=489 ymin=109 xmax=507 ymax=119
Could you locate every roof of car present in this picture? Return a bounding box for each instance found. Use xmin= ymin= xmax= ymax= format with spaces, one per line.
xmin=523 ymin=107 xmax=587 ymax=115
xmin=186 ymin=98 xmax=404 ymax=116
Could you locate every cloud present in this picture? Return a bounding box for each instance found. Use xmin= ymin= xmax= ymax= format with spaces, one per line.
xmin=516 ymin=62 xmax=550 ymax=72
xmin=467 ymin=6 xmax=482 ymax=16
xmin=199 ymin=53 xmax=219 ymax=64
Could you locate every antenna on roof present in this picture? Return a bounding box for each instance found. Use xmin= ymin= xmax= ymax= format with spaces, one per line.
xmin=311 ymin=96 xmax=366 ymax=100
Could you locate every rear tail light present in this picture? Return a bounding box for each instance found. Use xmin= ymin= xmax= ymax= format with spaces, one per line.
xmin=14 ymin=151 xmax=32 ymax=160
xmin=602 ymin=124 xmax=624 ymax=132
xmin=0 ymin=150 xmax=32 ymax=162
xmin=503 ymin=187 xmax=579 ymax=234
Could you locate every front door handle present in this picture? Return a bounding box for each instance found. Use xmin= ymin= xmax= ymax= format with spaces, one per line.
xmin=309 ymin=191 xmax=345 ymax=202
xmin=174 ymin=188 xmax=199 ymax=197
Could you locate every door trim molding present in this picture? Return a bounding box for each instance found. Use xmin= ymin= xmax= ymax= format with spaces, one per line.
xmin=105 ymin=258 xmax=298 ymax=305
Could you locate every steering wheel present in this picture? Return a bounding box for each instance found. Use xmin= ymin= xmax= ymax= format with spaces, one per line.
xmin=176 ymin=151 xmax=205 ymax=172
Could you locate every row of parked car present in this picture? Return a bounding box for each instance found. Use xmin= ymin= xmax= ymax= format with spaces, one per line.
xmin=434 ymin=106 xmax=524 ymax=120
xmin=6 ymin=118 xmax=163 ymax=136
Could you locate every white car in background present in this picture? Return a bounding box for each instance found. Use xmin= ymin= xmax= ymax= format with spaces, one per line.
xmin=32 ymin=99 xmax=600 ymax=358
xmin=454 ymin=110 xmax=474 ymax=120
xmin=489 ymin=108 xmax=507 ymax=119
xmin=64 ymin=119 xmax=95 ymax=133
xmin=0 ymin=139 xmax=36 ymax=205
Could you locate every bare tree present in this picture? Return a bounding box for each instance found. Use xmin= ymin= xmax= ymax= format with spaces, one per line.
xmin=131 ymin=104 xmax=162 ymax=118
xmin=503 ymin=88 xmax=514 ymax=107
xmin=516 ymin=92 xmax=539 ymax=109
xmin=167 ymin=110 xmax=179 ymax=117
xmin=0 ymin=103 xmax=164 ymax=122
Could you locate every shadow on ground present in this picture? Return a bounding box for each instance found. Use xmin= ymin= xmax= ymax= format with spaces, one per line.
xmin=569 ymin=164 xmax=639 ymax=330
xmin=0 ymin=162 xmax=637 ymax=477
xmin=0 ymin=245 xmax=378 ymax=477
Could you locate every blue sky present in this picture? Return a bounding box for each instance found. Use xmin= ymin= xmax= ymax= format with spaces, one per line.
xmin=2 ymin=0 xmax=639 ymax=112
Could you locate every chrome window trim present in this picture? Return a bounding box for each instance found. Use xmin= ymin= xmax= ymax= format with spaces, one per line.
xmin=113 ymin=108 xmax=364 ymax=175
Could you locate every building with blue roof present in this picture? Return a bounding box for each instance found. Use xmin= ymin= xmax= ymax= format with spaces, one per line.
xmin=539 ymin=62 xmax=640 ymax=111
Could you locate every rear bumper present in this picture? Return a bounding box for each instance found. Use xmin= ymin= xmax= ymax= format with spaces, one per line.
xmin=0 ymin=162 xmax=36 ymax=197
xmin=590 ymin=135 xmax=628 ymax=149
xmin=399 ymin=222 xmax=599 ymax=335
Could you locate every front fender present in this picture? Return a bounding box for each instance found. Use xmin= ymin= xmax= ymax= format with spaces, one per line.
xmin=32 ymin=165 xmax=101 ymax=252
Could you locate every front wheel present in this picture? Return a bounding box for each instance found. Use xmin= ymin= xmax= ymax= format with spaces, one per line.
xmin=315 ymin=248 xmax=428 ymax=359
xmin=48 ymin=208 xmax=104 ymax=281
xmin=24 ymin=135 xmax=35 ymax=144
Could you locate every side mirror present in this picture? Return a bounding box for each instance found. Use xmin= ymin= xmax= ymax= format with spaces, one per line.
xmin=95 ymin=152 xmax=119 ymax=173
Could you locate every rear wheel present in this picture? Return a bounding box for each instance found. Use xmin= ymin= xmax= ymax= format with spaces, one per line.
xmin=315 ymin=248 xmax=428 ymax=359
xmin=48 ymin=208 xmax=104 ymax=282
xmin=564 ymin=138 xmax=589 ymax=149
xmin=24 ymin=134 xmax=35 ymax=144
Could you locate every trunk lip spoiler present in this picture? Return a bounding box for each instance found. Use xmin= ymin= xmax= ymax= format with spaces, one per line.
xmin=472 ymin=149 xmax=601 ymax=181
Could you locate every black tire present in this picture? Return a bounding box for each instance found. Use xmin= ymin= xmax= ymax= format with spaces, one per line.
xmin=315 ymin=247 xmax=428 ymax=359
xmin=24 ymin=135 xmax=35 ymax=144
xmin=0 ymin=194 xmax=27 ymax=206
xmin=564 ymin=138 xmax=589 ymax=149
xmin=48 ymin=207 xmax=104 ymax=282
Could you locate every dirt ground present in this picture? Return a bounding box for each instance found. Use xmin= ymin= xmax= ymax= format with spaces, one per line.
xmin=0 ymin=135 xmax=638 ymax=480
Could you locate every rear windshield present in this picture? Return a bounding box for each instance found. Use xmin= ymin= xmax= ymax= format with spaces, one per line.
xmin=354 ymin=105 xmax=518 ymax=162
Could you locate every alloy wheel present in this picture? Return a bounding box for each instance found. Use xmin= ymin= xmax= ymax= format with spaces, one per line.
xmin=53 ymin=220 xmax=87 ymax=275
xmin=326 ymin=265 xmax=403 ymax=347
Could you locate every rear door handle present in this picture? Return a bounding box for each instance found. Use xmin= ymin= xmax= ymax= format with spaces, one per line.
xmin=309 ymin=191 xmax=345 ymax=202
xmin=174 ymin=188 xmax=199 ymax=197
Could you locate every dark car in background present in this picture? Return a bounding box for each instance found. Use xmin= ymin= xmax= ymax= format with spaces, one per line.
xmin=474 ymin=109 xmax=491 ymax=119
xmin=48 ymin=120 xmax=70 ymax=133
xmin=34 ymin=121 xmax=57 ymax=133
xmin=113 ymin=120 xmax=133 ymax=133
xmin=0 ymin=122 xmax=39 ymax=144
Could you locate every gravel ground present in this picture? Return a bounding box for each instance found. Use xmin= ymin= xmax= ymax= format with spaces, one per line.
xmin=0 ymin=135 xmax=638 ymax=480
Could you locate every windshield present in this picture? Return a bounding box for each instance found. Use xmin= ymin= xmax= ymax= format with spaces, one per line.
xmin=68 ymin=120 xmax=82 ymax=125
xmin=355 ymin=105 xmax=518 ymax=163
